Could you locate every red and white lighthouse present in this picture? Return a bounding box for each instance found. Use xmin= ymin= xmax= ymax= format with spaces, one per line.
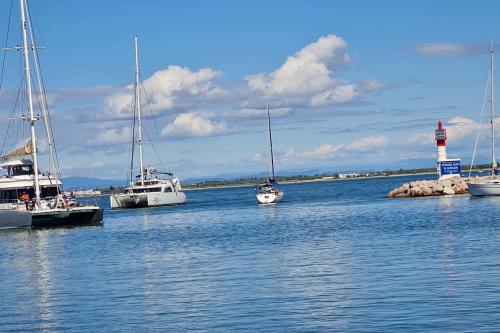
xmin=435 ymin=120 xmax=447 ymax=162
xmin=434 ymin=120 xmax=461 ymax=179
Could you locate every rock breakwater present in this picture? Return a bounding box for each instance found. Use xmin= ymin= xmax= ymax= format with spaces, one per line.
xmin=386 ymin=176 xmax=468 ymax=198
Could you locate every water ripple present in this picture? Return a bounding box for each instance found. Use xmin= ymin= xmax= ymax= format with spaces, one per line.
xmin=1 ymin=175 xmax=500 ymax=332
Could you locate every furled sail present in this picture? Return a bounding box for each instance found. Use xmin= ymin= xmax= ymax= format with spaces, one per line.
xmin=1 ymin=140 xmax=33 ymax=160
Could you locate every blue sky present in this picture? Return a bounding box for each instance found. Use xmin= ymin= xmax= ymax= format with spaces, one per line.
xmin=1 ymin=0 xmax=500 ymax=180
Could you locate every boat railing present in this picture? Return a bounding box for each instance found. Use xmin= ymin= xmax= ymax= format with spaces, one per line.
xmin=0 ymin=199 xmax=24 ymax=211
xmin=75 ymin=195 xmax=102 ymax=208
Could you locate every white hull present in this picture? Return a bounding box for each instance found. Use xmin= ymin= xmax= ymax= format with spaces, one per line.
xmin=110 ymin=191 xmax=186 ymax=209
xmin=468 ymin=182 xmax=500 ymax=196
xmin=0 ymin=210 xmax=31 ymax=229
xmin=256 ymin=191 xmax=284 ymax=204
xmin=0 ymin=205 xmax=103 ymax=229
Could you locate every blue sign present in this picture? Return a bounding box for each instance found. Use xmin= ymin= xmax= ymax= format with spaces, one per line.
xmin=440 ymin=160 xmax=461 ymax=176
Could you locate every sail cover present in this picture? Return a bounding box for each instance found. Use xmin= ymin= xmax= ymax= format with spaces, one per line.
xmin=1 ymin=140 xmax=33 ymax=160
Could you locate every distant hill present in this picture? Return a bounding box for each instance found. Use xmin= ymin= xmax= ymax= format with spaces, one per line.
xmin=61 ymin=158 xmax=440 ymax=189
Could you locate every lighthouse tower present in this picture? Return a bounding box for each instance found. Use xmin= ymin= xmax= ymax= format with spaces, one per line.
xmin=435 ymin=120 xmax=447 ymax=161
xmin=434 ymin=120 xmax=461 ymax=179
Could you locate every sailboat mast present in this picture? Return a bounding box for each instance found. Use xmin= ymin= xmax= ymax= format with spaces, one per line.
xmin=135 ymin=35 xmax=145 ymax=186
xmin=266 ymin=98 xmax=275 ymax=179
xmin=491 ymin=43 xmax=497 ymax=175
xmin=25 ymin=3 xmax=58 ymax=182
xmin=20 ymin=0 xmax=41 ymax=202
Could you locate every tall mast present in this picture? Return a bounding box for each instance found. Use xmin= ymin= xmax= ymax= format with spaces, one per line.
xmin=135 ymin=35 xmax=145 ymax=186
xmin=491 ymin=42 xmax=497 ymax=175
xmin=20 ymin=0 xmax=41 ymax=202
xmin=266 ymin=98 xmax=275 ymax=179
xmin=25 ymin=2 xmax=59 ymax=182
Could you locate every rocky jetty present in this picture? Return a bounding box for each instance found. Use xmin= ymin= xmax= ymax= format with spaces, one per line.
xmin=386 ymin=176 xmax=469 ymax=198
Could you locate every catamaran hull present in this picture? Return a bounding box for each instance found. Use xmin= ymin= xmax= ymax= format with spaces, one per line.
xmin=31 ymin=207 xmax=104 ymax=228
xmin=256 ymin=191 xmax=284 ymax=204
xmin=110 ymin=192 xmax=187 ymax=209
xmin=0 ymin=211 xmax=32 ymax=229
xmin=468 ymin=183 xmax=500 ymax=196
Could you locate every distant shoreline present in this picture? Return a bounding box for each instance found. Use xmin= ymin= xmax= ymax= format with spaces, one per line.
xmin=86 ymin=167 xmax=491 ymax=194
xmin=183 ymin=171 xmax=438 ymax=191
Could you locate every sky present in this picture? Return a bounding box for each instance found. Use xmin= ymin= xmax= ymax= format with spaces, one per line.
xmin=1 ymin=0 xmax=500 ymax=181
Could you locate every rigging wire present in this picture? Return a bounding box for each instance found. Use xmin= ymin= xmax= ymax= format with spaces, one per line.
xmin=0 ymin=0 xmax=14 ymax=91
xmin=139 ymin=73 xmax=171 ymax=174
xmin=0 ymin=72 xmax=25 ymax=156
xmin=469 ymin=68 xmax=491 ymax=177
xmin=26 ymin=0 xmax=62 ymax=183
xmin=3 ymin=49 xmax=27 ymax=158
xmin=129 ymin=78 xmax=137 ymax=186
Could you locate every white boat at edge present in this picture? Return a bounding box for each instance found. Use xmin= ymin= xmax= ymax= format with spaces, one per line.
xmin=467 ymin=43 xmax=500 ymax=196
xmin=0 ymin=0 xmax=103 ymax=228
xmin=256 ymin=98 xmax=284 ymax=204
xmin=468 ymin=179 xmax=500 ymax=196
xmin=110 ymin=36 xmax=186 ymax=209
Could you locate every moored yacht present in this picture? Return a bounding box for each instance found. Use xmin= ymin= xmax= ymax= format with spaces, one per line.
xmin=109 ymin=36 xmax=186 ymax=209
xmin=256 ymin=98 xmax=284 ymax=204
xmin=0 ymin=0 xmax=103 ymax=228
xmin=110 ymin=167 xmax=185 ymax=209
xmin=468 ymin=44 xmax=500 ymax=196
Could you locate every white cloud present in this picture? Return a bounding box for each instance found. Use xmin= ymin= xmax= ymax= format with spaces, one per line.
xmin=247 ymin=35 xmax=349 ymax=95
xmin=446 ymin=117 xmax=486 ymax=141
xmin=303 ymin=143 xmax=336 ymax=158
xmin=161 ymin=113 xmax=233 ymax=138
xmin=104 ymin=66 xmax=225 ymax=118
xmin=310 ymin=79 xmax=382 ymax=107
xmin=404 ymin=132 xmax=434 ymax=147
xmin=408 ymin=43 xmax=487 ymax=58
xmin=285 ymin=135 xmax=389 ymax=160
xmin=246 ymin=34 xmax=382 ymax=106
xmin=342 ymin=135 xmax=389 ymax=152
xmin=89 ymin=127 xmax=132 ymax=145
xmin=224 ymin=107 xmax=291 ymax=119
xmin=403 ymin=117 xmax=489 ymax=148
xmin=251 ymin=152 xmax=264 ymax=162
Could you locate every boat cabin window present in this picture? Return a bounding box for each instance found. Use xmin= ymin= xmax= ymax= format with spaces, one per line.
xmin=9 ymin=165 xmax=34 ymax=176
xmin=0 ymin=186 xmax=59 ymax=200
xmin=164 ymin=187 xmax=172 ymax=193
xmin=41 ymin=186 xmax=59 ymax=198
xmin=131 ymin=187 xmax=162 ymax=193
xmin=0 ymin=190 xmax=18 ymax=201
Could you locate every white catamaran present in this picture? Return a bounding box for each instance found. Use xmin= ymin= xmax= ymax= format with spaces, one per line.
xmin=0 ymin=0 xmax=103 ymax=228
xmin=467 ymin=44 xmax=500 ymax=196
xmin=109 ymin=36 xmax=186 ymax=209
xmin=256 ymin=98 xmax=284 ymax=204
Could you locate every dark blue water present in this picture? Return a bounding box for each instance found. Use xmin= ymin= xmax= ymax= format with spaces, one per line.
xmin=1 ymin=175 xmax=500 ymax=332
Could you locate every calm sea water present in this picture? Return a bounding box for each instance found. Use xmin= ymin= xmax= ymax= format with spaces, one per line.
xmin=1 ymin=175 xmax=500 ymax=332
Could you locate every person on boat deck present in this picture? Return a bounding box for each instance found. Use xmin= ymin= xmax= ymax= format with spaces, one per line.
xmin=20 ymin=191 xmax=29 ymax=210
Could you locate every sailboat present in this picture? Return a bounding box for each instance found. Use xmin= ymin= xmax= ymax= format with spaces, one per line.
xmin=467 ymin=44 xmax=500 ymax=196
xmin=0 ymin=0 xmax=103 ymax=228
xmin=109 ymin=36 xmax=186 ymax=209
xmin=256 ymin=98 xmax=284 ymax=204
